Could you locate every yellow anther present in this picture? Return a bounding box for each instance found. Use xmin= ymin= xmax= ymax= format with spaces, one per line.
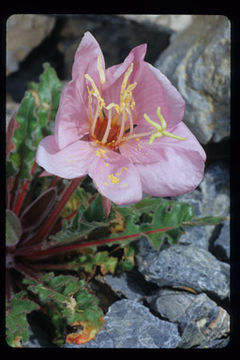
xmin=97 ymin=53 xmax=106 ymax=84
xmin=144 ymin=106 xmax=186 ymax=145
xmin=108 ymin=174 xmax=120 ymax=184
xmin=96 ymin=149 xmax=106 ymax=158
xmin=116 ymin=167 xmax=128 ymax=176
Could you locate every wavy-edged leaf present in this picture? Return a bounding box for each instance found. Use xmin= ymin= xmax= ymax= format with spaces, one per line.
xmin=23 ymin=272 xmax=104 ymax=345
xmin=6 ymin=291 xmax=40 ymax=347
xmin=28 ymin=62 xmax=62 ymax=129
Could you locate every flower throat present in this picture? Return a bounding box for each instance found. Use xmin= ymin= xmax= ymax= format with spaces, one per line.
xmin=84 ymin=54 xmax=185 ymax=149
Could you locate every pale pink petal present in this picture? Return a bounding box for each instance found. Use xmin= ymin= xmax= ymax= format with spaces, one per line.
xmin=72 ymin=31 xmax=105 ymax=85
xmin=36 ymin=136 xmax=95 ymax=179
xmin=88 ymin=146 xmax=142 ymax=205
xmin=54 ymin=79 xmax=89 ymax=150
xmin=103 ymin=44 xmax=147 ymax=106
xmin=135 ymin=147 xmax=205 ymax=197
xmin=133 ymin=62 xmax=185 ymax=130
xmin=119 ymin=122 xmax=206 ymax=164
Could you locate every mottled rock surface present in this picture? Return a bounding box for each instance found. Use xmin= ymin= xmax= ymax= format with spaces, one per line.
xmin=118 ymin=14 xmax=193 ymax=32
xmin=136 ymin=241 xmax=230 ymax=300
xmin=147 ymin=289 xmax=230 ymax=348
xmin=63 ymin=299 xmax=181 ymax=348
xmin=155 ymin=15 xmax=230 ymax=144
xmin=7 ymin=15 xmax=56 ymax=75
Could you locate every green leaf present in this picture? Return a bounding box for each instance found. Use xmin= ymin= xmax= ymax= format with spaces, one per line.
xmin=48 ymin=194 xmax=110 ymax=247
xmin=23 ymin=272 xmax=104 ymax=345
xmin=9 ymin=63 xmax=62 ymax=180
xmin=108 ymin=197 xmax=194 ymax=250
xmin=82 ymin=194 xmax=107 ymax=223
xmin=6 ymin=291 xmax=39 ymax=347
xmin=118 ymin=243 xmax=136 ymax=272
xmin=28 ymin=62 xmax=62 ymax=128
xmin=72 ymin=250 xmax=118 ymax=275
xmin=183 ymin=216 xmax=225 ymax=226
xmin=6 ymin=159 xmax=17 ymax=179
xmin=134 ymin=197 xmax=194 ymax=249
xmin=6 ymin=210 xmax=22 ymax=247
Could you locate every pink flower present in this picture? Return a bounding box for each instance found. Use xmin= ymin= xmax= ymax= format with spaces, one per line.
xmin=36 ymin=32 xmax=206 ymax=205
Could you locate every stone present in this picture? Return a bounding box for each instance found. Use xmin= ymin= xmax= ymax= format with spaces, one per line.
xmin=147 ymin=289 xmax=230 ymax=348
xmin=211 ymin=220 xmax=230 ymax=262
xmin=7 ymin=15 xmax=56 ymax=75
xmin=118 ymin=15 xmax=193 ymax=32
xmin=200 ymin=163 xmax=230 ymax=218
xmin=104 ymin=269 xmax=158 ymax=300
xmin=136 ymin=241 xmax=230 ymax=300
xmin=63 ymin=299 xmax=181 ymax=348
xmin=155 ymin=15 xmax=230 ymax=144
xmin=57 ymin=14 xmax=172 ymax=79
xmin=175 ymin=162 xmax=230 ymax=250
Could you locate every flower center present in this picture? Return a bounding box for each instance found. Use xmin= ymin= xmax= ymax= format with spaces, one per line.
xmin=84 ymin=54 xmax=186 ymax=149
xmin=85 ymin=58 xmax=136 ymax=148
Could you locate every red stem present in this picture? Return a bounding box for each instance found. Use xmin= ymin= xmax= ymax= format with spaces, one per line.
xmin=48 ymin=176 xmax=59 ymax=189
xmin=13 ymin=162 xmax=37 ymax=215
xmin=19 ymin=226 xmax=175 ymax=259
xmin=19 ymin=177 xmax=83 ymax=249
xmin=63 ymin=209 xmax=78 ymax=221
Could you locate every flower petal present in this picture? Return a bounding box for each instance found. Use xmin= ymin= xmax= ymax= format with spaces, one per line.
xmin=88 ymin=147 xmax=142 ymax=205
xmin=72 ymin=31 xmax=105 ymax=85
xmin=36 ymin=136 xmax=94 ymax=179
xmin=135 ymin=145 xmax=205 ymax=197
xmin=133 ymin=62 xmax=185 ymax=130
xmin=103 ymin=44 xmax=147 ymax=106
xmin=54 ymin=80 xmax=89 ymax=149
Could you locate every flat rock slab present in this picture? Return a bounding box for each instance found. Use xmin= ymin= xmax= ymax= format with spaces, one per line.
xmin=136 ymin=241 xmax=230 ymax=300
xmin=64 ymin=299 xmax=181 ymax=348
xmin=147 ymin=289 xmax=230 ymax=348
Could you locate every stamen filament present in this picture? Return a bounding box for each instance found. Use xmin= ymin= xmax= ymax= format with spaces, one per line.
xmin=115 ymin=105 xmax=126 ymax=145
xmin=97 ymin=53 xmax=106 ymax=84
xmin=91 ymin=101 xmax=100 ymax=136
xmin=102 ymin=108 xmax=113 ymax=144
xmin=128 ymin=111 xmax=134 ymax=136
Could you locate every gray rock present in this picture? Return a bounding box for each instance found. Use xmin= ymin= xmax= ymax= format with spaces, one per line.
xmin=177 ymin=163 xmax=230 ymax=218
xmin=147 ymin=289 xmax=230 ymax=348
xmin=118 ymin=15 xmax=193 ymax=32
xmin=155 ymin=15 xmax=230 ymax=144
xmin=178 ymin=225 xmax=210 ymax=250
xmin=57 ymin=14 xmax=172 ymax=79
xmin=176 ymin=163 xmax=230 ymax=250
xmin=7 ymin=15 xmax=56 ymax=75
xmin=136 ymin=241 xmax=230 ymax=300
xmin=212 ymin=220 xmax=230 ymax=262
xmin=104 ymin=269 xmax=157 ymax=300
xmin=63 ymin=299 xmax=181 ymax=348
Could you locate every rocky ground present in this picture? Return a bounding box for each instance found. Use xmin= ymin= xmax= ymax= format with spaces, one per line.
xmin=6 ymin=14 xmax=231 ymax=348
